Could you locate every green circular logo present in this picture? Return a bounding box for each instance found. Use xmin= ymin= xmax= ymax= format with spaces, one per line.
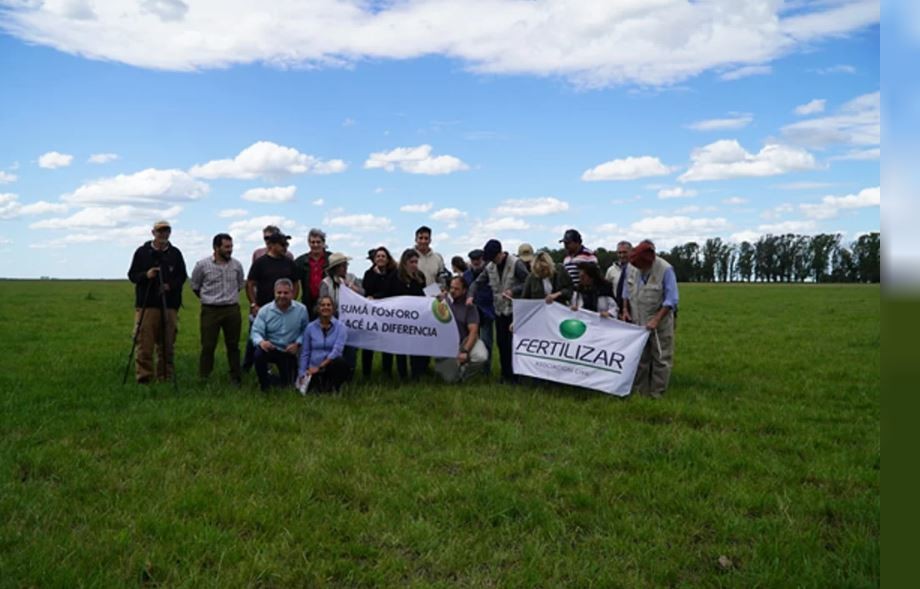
xmin=559 ymin=319 xmax=587 ymax=340
xmin=431 ymin=299 xmax=452 ymax=324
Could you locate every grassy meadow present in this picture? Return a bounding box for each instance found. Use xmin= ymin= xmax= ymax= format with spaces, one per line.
xmin=0 ymin=280 xmax=879 ymax=587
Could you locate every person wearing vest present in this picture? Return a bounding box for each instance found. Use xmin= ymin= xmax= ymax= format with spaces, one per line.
xmin=622 ymin=241 xmax=679 ymax=398
xmin=463 ymin=249 xmax=496 ymax=375
xmin=468 ymin=239 xmax=529 ymax=384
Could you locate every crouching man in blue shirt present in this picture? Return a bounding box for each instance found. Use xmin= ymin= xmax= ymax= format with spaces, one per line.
xmin=250 ymin=278 xmax=308 ymax=392
xmin=298 ymin=295 xmax=350 ymax=393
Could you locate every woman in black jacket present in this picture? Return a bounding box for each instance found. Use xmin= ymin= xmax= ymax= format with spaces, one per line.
xmin=361 ymin=246 xmax=397 ymax=378
xmin=521 ymin=251 xmax=573 ymax=305
xmin=387 ymin=248 xmax=428 ymax=380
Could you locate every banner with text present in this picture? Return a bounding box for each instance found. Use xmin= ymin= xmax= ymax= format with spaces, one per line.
xmin=512 ymin=299 xmax=650 ymax=396
xmin=339 ymin=287 xmax=459 ymax=358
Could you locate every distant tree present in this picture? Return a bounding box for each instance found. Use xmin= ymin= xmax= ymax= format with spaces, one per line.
xmin=594 ymin=247 xmax=615 ymax=274
xmin=701 ymin=238 xmax=722 ymax=282
xmin=831 ymin=246 xmax=858 ymax=282
xmin=810 ymin=233 xmax=840 ymax=283
xmin=852 ymin=232 xmax=881 ymax=283
xmin=737 ymin=241 xmax=755 ymax=282
xmin=792 ymin=235 xmax=813 ymax=282
xmin=718 ymin=242 xmax=736 ymax=282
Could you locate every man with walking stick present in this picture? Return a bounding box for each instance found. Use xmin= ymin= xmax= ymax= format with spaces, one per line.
xmin=126 ymin=220 xmax=188 ymax=384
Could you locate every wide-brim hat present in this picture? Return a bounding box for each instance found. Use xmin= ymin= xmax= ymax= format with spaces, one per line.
xmin=517 ymin=242 xmax=535 ymax=263
xmin=327 ymin=252 xmax=351 ymax=270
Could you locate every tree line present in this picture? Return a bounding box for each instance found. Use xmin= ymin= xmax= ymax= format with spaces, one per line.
xmin=545 ymin=232 xmax=880 ymax=283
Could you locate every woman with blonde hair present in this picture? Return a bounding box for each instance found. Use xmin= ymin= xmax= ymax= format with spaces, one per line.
xmin=521 ymin=251 xmax=573 ymax=305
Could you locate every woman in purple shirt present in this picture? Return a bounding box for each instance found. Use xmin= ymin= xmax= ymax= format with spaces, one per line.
xmin=297 ymin=295 xmax=349 ymax=393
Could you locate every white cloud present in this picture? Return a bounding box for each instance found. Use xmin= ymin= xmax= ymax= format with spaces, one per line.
xmin=430 ymin=207 xmax=467 ymax=228
xmin=830 ymin=148 xmax=880 ymax=161
xmin=62 ymin=168 xmax=209 ymax=205
xmin=30 ymin=204 xmax=183 ymax=229
xmin=323 ymin=213 xmax=394 ymax=233
xmin=227 ymin=215 xmax=299 ymax=245
xmin=774 ymin=181 xmax=836 ymax=190
xmin=364 ymin=145 xmax=468 ymax=175
xmin=88 ymin=152 xmax=119 ymax=164
xmin=0 ymin=1 xmax=878 ymax=88
xmin=312 ymin=198 xmax=325 ymax=206
xmin=218 ymin=208 xmax=248 ymax=218
xmin=190 ymin=141 xmax=346 ymax=180
xmin=760 ymin=203 xmax=795 ymax=221
xmin=720 ymin=65 xmax=772 ymax=80
xmin=794 ymin=99 xmax=826 ymax=116
xmin=814 ymin=64 xmax=857 ymax=75
xmin=481 ymin=217 xmax=530 ymax=231
xmin=342 ymin=117 xmax=356 ymax=127
xmin=729 ymin=230 xmax=762 ymax=243
xmin=400 ymin=202 xmax=434 ymax=213
xmin=582 ymin=156 xmax=673 ymax=182
xmin=800 ymin=186 xmax=880 ymax=220
xmin=0 ymin=171 xmax=16 ymax=184
xmin=593 ymin=215 xmax=731 ymax=249
xmin=686 ymin=115 xmax=753 ymax=131
xmin=781 ymin=91 xmax=879 ymax=148
xmin=493 ymin=197 xmax=569 ymax=216
xmin=241 ymin=185 xmax=296 ymax=203
xmin=679 ymin=140 xmax=817 ymax=182
xmin=657 ymin=186 xmax=698 ymax=199
xmin=757 ymin=220 xmax=817 ymax=234
xmin=722 ymin=196 xmax=749 ymax=205
xmin=38 ymin=151 xmax=73 ymax=169
xmin=20 ymin=201 xmax=69 ymax=215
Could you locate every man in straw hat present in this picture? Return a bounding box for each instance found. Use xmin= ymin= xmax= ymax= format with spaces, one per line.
xmin=621 ymin=241 xmax=679 ymax=398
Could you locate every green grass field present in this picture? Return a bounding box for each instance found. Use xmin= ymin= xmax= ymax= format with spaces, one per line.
xmin=0 ymin=281 xmax=879 ymax=587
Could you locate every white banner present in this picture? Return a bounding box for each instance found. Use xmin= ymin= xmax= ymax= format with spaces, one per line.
xmin=512 ymin=299 xmax=650 ymax=396
xmin=339 ymin=287 xmax=460 ymax=358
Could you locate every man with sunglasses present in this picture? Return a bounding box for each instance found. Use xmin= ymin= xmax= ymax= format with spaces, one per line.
xmin=127 ymin=219 xmax=188 ymax=383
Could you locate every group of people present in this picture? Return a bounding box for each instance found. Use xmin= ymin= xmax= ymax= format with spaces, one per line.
xmin=127 ymin=219 xmax=679 ymax=397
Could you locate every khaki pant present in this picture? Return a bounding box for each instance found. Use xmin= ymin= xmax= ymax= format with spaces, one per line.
xmin=199 ymin=304 xmax=242 ymax=380
xmin=633 ymin=321 xmax=674 ymax=398
xmin=134 ymin=307 xmax=178 ymax=382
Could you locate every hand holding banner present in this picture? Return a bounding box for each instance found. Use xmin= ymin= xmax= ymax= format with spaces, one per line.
xmin=339 ymin=287 xmax=460 ymax=358
xmin=512 ymin=299 xmax=650 ymax=396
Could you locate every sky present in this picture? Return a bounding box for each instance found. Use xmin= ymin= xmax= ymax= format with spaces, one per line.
xmin=0 ymin=0 xmax=880 ymax=279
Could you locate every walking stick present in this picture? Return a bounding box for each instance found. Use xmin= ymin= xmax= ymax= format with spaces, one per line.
xmin=156 ymin=265 xmax=180 ymax=392
xmin=122 ymin=279 xmax=154 ymax=385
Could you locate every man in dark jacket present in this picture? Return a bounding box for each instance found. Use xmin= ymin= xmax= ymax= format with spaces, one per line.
xmin=127 ymin=220 xmax=188 ymax=383
xmin=463 ymin=249 xmax=495 ymax=373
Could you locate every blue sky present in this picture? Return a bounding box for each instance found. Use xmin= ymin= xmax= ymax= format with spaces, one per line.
xmin=0 ymin=1 xmax=879 ymax=278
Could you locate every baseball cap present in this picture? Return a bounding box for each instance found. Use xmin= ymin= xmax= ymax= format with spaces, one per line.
xmin=265 ymin=232 xmax=291 ymax=244
xmin=559 ymin=229 xmax=582 ymax=243
xmin=468 ymin=248 xmax=484 ymax=260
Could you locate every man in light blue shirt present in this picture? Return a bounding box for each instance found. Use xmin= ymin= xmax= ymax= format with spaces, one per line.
xmin=251 ymin=278 xmax=308 ymax=392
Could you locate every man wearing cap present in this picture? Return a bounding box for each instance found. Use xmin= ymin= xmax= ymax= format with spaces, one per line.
xmin=468 ymin=239 xmax=529 ymax=384
xmin=463 ymin=249 xmax=495 ymax=373
xmin=246 ymin=232 xmax=300 ymax=319
xmin=414 ymin=225 xmax=448 ymax=288
xmin=622 ymin=241 xmax=679 ymax=398
xmin=250 ymin=278 xmax=308 ymax=392
xmin=127 ymin=220 xmax=188 ymax=383
xmin=190 ymin=233 xmax=245 ymax=385
xmin=605 ymin=240 xmax=634 ymax=312
xmin=251 ymin=224 xmax=295 ymax=264
xmin=517 ymin=243 xmax=535 ymax=273
xmin=294 ymin=228 xmax=332 ymax=321
xmin=560 ymin=229 xmax=598 ymax=288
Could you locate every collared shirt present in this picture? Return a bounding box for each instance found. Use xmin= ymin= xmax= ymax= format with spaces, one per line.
xmin=449 ymin=297 xmax=480 ymax=343
xmin=623 ymin=266 xmax=679 ymax=309
xmin=416 ymin=249 xmax=446 ymax=286
xmin=563 ymin=245 xmax=598 ymax=287
xmin=250 ymin=300 xmax=308 ymax=348
xmin=190 ymin=255 xmax=245 ymax=306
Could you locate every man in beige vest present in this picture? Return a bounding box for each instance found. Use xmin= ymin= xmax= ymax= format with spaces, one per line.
xmin=622 ymin=241 xmax=679 ymax=398
xmin=467 ymin=239 xmax=529 ymax=384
